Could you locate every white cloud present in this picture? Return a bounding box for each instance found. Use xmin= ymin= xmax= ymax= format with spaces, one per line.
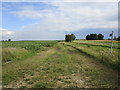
xmin=0 ymin=28 xmax=14 ymax=35
xmin=10 ymin=5 xmax=56 ymax=19
xmin=12 ymin=2 xmax=117 ymax=30
xmin=0 ymin=28 xmax=15 ymax=40
xmin=11 ymin=6 xmax=43 ymax=19
xmin=3 ymin=2 xmax=118 ymax=40
xmin=11 ymin=10 xmax=44 ymax=19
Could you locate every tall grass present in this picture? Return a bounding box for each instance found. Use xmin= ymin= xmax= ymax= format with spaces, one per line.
xmin=2 ymin=48 xmax=31 ymax=63
xmin=2 ymin=40 xmax=59 ymax=64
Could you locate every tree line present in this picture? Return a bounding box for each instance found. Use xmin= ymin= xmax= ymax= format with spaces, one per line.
xmin=2 ymin=39 xmax=11 ymax=42
xmin=86 ymin=33 xmax=104 ymax=40
xmin=65 ymin=33 xmax=120 ymax=42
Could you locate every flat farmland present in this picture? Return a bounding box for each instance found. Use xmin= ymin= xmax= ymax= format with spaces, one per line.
xmin=2 ymin=40 xmax=119 ymax=88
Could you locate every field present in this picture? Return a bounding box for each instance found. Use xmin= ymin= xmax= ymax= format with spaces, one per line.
xmin=2 ymin=40 xmax=120 ymax=88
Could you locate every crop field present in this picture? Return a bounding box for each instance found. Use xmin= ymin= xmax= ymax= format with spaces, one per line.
xmin=2 ymin=40 xmax=120 ymax=88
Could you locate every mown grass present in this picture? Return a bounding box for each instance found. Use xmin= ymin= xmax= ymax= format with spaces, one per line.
xmin=74 ymin=40 xmax=119 ymax=49
xmin=32 ymin=43 xmax=118 ymax=88
xmin=2 ymin=40 xmax=119 ymax=88
xmin=64 ymin=40 xmax=119 ymax=71
xmin=2 ymin=48 xmax=56 ymax=85
xmin=3 ymin=42 xmax=118 ymax=88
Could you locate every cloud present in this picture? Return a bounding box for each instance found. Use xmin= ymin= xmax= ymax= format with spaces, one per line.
xmin=10 ymin=5 xmax=57 ymax=19
xmin=2 ymin=2 xmax=118 ymax=40
xmin=12 ymin=2 xmax=117 ymax=30
xmin=0 ymin=28 xmax=14 ymax=35
xmin=0 ymin=28 xmax=15 ymax=40
xmin=11 ymin=10 xmax=44 ymax=19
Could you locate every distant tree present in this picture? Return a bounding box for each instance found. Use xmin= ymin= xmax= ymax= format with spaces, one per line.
xmin=98 ymin=33 xmax=104 ymax=40
xmin=86 ymin=33 xmax=104 ymax=40
xmin=86 ymin=34 xmax=90 ymax=40
xmin=65 ymin=34 xmax=76 ymax=42
xmin=117 ymin=36 xmax=120 ymax=41
xmin=71 ymin=34 xmax=76 ymax=40
xmin=90 ymin=34 xmax=98 ymax=40
xmin=65 ymin=35 xmax=71 ymax=42
xmin=8 ymin=39 xmax=11 ymax=42
xmin=113 ymin=36 xmax=117 ymax=40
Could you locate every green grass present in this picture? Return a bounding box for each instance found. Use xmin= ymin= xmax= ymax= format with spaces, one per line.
xmin=2 ymin=40 xmax=119 ymax=88
xmin=2 ymin=40 xmax=58 ymax=63
xmin=64 ymin=41 xmax=119 ymax=71
xmin=74 ymin=40 xmax=119 ymax=49
xmin=33 ymin=82 xmax=47 ymax=88
xmin=2 ymin=40 xmax=59 ymax=48
xmin=2 ymin=48 xmax=30 ymax=63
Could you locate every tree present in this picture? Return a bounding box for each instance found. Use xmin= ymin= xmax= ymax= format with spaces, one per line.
xmin=90 ymin=34 xmax=98 ymax=40
xmin=8 ymin=39 xmax=11 ymax=42
xmin=65 ymin=35 xmax=71 ymax=42
xmin=98 ymin=33 xmax=104 ymax=40
xmin=86 ymin=33 xmax=104 ymax=40
xmin=71 ymin=34 xmax=76 ymax=40
xmin=65 ymin=34 xmax=76 ymax=42
xmin=117 ymin=36 xmax=120 ymax=41
xmin=86 ymin=34 xmax=90 ymax=40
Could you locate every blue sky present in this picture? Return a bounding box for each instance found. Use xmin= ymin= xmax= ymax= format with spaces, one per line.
xmin=1 ymin=1 xmax=118 ymax=40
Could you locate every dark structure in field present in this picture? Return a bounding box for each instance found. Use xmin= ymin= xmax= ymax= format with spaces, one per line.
xmin=86 ymin=33 xmax=104 ymax=40
xmin=65 ymin=34 xmax=76 ymax=42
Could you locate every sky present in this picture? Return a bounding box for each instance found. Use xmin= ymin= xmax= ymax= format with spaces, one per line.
xmin=0 ymin=0 xmax=119 ymax=40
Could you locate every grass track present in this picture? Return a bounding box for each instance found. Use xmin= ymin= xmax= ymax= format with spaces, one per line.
xmin=64 ymin=42 xmax=119 ymax=71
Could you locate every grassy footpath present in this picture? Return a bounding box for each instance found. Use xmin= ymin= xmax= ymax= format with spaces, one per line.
xmin=3 ymin=42 xmax=119 ymax=88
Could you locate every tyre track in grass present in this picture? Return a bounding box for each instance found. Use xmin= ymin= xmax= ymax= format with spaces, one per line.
xmin=64 ymin=42 xmax=119 ymax=71
xmin=58 ymin=42 xmax=119 ymax=88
